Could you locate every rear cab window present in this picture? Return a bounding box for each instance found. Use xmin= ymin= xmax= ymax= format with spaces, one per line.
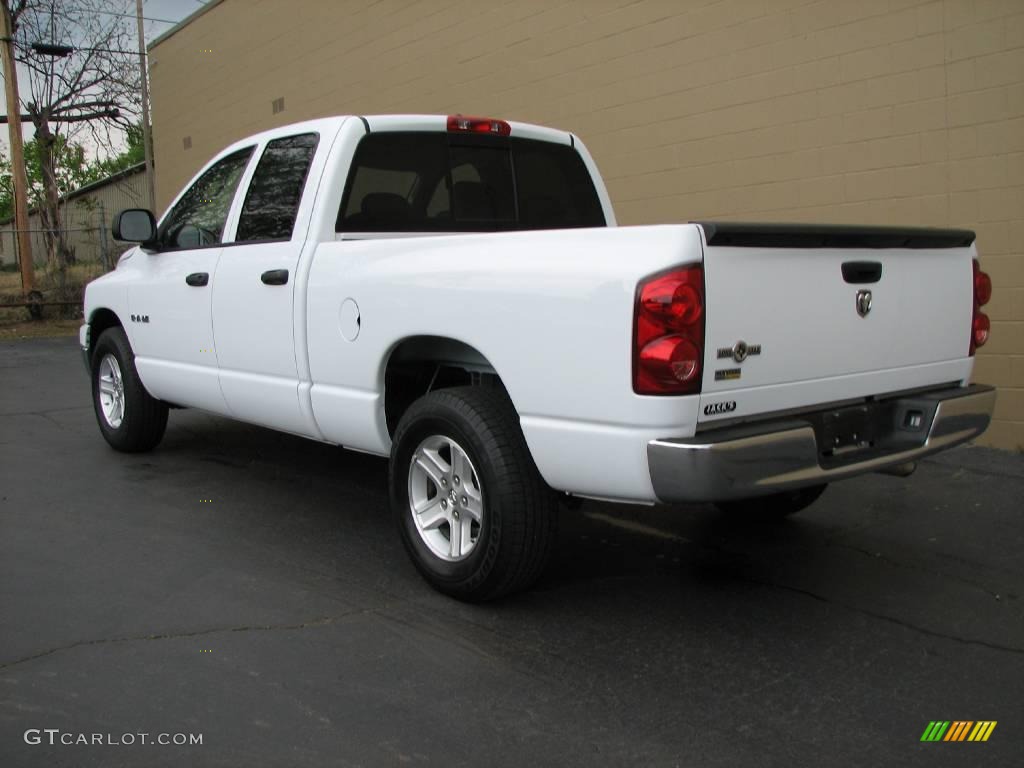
xmin=337 ymin=132 xmax=605 ymax=233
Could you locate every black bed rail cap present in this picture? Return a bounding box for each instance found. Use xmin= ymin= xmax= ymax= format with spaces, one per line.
xmin=695 ymin=221 xmax=976 ymax=249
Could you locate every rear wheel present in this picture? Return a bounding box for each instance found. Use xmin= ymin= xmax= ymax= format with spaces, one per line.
xmin=389 ymin=386 xmax=557 ymax=601
xmin=91 ymin=326 xmax=168 ymax=452
xmin=715 ymin=484 xmax=827 ymax=520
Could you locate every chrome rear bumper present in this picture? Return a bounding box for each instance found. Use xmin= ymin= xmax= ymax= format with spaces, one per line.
xmin=647 ymin=385 xmax=995 ymax=503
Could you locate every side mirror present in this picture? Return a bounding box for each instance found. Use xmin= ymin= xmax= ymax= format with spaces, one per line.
xmin=112 ymin=209 xmax=157 ymax=246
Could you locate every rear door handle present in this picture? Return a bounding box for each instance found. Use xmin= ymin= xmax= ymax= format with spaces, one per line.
xmin=261 ymin=269 xmax=289 ymax=286
xmin=842 ymin=261 xmax=882 ymax=284
xmin=185 ymin=272 xmax=209 ymax=287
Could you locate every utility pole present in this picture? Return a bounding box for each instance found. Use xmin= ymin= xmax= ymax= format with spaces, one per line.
xmin=134 ymin=0 xmax=155 ymax=210
xmin=1 ymin=0 xmax=34 ymax=295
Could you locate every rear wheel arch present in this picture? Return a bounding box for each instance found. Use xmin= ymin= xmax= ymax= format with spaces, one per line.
xmin=382 ymin=335 xmax=516 ymax=438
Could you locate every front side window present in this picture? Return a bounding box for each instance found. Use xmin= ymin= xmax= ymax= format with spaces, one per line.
xmin=158 ymin=147 xmax=254 ymax=250
xmin=236 ymin=133 xmax=319 ymax=242
xmin=337 ymin=132 xmax=605 ymax=233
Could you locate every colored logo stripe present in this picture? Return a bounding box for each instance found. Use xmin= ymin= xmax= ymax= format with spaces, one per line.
xmin=944 ymin=721 xmax=971 ymax=741
xmin=920 ymin=721 xmax=996 ymax=742
xmin=969 ymin=722 xmax=997 ymax=742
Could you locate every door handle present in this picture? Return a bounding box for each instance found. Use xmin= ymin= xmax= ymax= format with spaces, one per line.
xmin=185 ymin=272 xmax=209 ymax=287
xmin=261 ymin=269 xmax=289 ymax=286
xmin=841 ymin=261 xmax=883 ymax=284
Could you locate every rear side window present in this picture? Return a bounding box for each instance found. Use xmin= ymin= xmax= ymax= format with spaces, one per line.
xmin=337 ymin=132 xmax=605 ymax=232
xmin=237 ymin=133 xmax=319 ymax=241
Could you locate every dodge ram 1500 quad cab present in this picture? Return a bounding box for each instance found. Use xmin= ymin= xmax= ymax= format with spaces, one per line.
xmin=82 ymin=114 xmax=995 ymax=600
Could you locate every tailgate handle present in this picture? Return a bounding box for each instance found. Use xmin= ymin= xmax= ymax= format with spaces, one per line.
xmin=842 ymin=261 xmax=882 ymax=284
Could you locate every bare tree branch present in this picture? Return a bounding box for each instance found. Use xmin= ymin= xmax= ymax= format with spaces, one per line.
xmin=9 ymin=0 xmax=32 ymax=27
xmin=51 ymin=98 xmax=116 ymax=114
xmin=50 ymin=108 xmax=118 ymax=123
xmin=9 ymin=0 xmax=142 ymax=276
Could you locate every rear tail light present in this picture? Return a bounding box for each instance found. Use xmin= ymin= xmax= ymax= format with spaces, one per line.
xmin=970 ymin=258 xmax=992 ymax=355
xmin=633 ymin=265 xmax=705 ymax=395
xmin=447 ymin=115 xmax=511 ymax=136
xmin=972 ymin=312 xmax=990 ymax=350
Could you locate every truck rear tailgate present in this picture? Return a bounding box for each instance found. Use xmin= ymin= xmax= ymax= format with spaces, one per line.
xmin=697 ymin=223 xmax=978 ymax=424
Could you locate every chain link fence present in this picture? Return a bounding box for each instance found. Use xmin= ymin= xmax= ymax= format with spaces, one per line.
xmin=0 ymin=206 xmax=124 ymax=320
xmin=0 ymin=165 xmax=147 ymax=321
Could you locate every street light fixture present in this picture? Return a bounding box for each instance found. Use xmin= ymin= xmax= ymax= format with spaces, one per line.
xmin=30 ymin=41 xmax=73 ymax=57
xmin=29 ymin=41 xmax=144 ymax=57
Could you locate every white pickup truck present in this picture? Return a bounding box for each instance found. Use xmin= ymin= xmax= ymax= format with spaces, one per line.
xmin=82 ymin=114 xmax=996 ymax=600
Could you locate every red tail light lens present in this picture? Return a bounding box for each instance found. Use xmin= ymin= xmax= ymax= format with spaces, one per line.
xmin=446 ymin=115 xmax=511 ymax=136
xmin=634 ymin=265 xmax=705 ymax=395
xmin=640 ymin=274 xmax=703 ymax=328
xmin=972 ymin=312 xmax=990 ymax=349
xmin=973 ymin=259 xmax=992 ymax=306
xmin=639 ymin=336 xmax=701 ymax=385
xmin=970 ymin=259 xmax=992 ymax=356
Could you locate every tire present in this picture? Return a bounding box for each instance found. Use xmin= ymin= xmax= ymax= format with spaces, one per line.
xmin=90 ymin=326 xmax=168 ymax=452
xmin=389 ymin=386 xmax=557 ymax=601
xmin=714 ymin=483 xmax=827 ymax=520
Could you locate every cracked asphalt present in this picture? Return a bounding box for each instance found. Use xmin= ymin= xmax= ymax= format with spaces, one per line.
xmin=1 ymin=336 xmax=1022 ymax=767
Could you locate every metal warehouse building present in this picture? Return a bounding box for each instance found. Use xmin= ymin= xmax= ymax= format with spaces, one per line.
xmin=147 ymin=0 xmax=1023 ymax=450
xmin=0 ymin=162 xmax=149 ymax=268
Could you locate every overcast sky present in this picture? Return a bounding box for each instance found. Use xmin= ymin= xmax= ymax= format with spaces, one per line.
xmin=128 ymin=0 xmax=210 ymax=40
xmin=1 ymin=0 xmax=210 ymax=158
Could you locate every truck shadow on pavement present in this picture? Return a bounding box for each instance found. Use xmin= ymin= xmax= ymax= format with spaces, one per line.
xmin=150 ymin=410 xmax=1021 ymax=659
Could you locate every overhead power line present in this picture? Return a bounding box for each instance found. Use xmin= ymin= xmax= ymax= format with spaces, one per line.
xmin=62 ymin=7 xmax=178 ymax=24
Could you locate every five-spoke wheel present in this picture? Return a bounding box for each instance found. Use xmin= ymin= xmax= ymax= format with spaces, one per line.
xmin=390 ymin=386 xmax=557 ymax=601
xmin=408 ymin=435 xmax=484 ymax=561
xmin=97 ymin=353 xmax=126 ymax=428
xmin=90 ymin=326 xmax=168 ymax=452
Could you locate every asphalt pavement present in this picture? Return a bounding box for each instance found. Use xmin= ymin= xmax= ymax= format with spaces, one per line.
xmin=1 ymin=336 xmax=1022 ymax=767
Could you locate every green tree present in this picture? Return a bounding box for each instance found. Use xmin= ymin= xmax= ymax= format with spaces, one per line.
xmin=0 ymin=124 xmax=145 ymax=221
xmin=93 ymin=123 xmax=145 ymax=177
xmin=8 ymin=0 xmax=140 ymax=282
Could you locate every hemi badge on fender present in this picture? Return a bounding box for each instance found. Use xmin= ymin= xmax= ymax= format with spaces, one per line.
xmin=715 ymin=368 xmax=741 ymax=381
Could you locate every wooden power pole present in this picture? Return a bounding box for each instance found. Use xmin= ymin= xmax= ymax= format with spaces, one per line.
xmin=1 ymin=0 xmax=34 ymax=295
xmin=135 ymin=0 xmax=155 ymax=211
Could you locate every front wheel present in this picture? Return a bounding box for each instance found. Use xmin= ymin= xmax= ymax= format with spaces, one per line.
xmin=714 ymin=484 xmax=827 ymax=520
xmin=389 ymin=386 xmax=557 ymax=601
xmin=91 ymin=326 xmax=168 ymax=452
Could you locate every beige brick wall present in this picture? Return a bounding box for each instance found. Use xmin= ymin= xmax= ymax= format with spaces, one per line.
xmin=150 ymin=0 xmax=1024 ymax=450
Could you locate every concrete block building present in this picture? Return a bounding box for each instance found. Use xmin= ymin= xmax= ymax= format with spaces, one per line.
xmin=147 ymin=0 xmax=1024 ymax=450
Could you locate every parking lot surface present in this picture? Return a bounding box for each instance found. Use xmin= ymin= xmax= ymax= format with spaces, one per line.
xmin=2 ymin=336 xmax=1022 ymax=767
